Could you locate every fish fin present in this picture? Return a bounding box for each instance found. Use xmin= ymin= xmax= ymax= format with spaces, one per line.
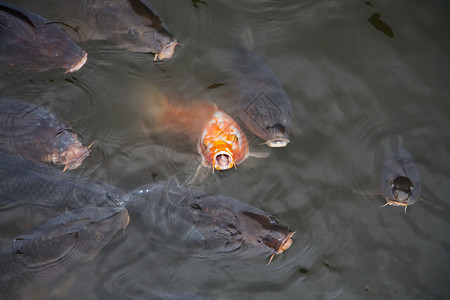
xmin=0 ymin=4 xmax=36 ymax=29
xmin=185 ymin=164 xmax=208 ymax=186
xmin=14 ymin=234 xmax=38 ymax=241
xmin=249 ymin=151 xmax=270 ymax=159
xmin=240 ymin=27 xmax=254 ymax=51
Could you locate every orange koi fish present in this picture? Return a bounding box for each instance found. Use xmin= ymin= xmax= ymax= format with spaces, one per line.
xmin=157 ymin=99 xmax=249 ymax=171
xmin=198 ymin=110 xmax=249 ymax=171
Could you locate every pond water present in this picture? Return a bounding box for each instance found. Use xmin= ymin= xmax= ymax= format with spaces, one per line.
xmin=1 ymin=0 xmax=449 ymax=299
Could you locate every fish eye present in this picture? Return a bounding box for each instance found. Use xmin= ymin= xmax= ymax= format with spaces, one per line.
xmin=96 ymin=235 xmax=103 ymax=241
xmin=128 ymin=29 xmax=138 ymax=39
xmin=257 ymin=236 xmax=263 ymax=243
xmin=36 ymin=54 xmax=48 ymax=63
xmin=269 ymin=216 xmax=278 ymax=224
xmin=190 ymin=203 xmax=202 ymax=211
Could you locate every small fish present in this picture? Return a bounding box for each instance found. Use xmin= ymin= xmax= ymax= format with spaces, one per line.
xmin=0 ymin=97 xmax=92 ymax=171
xmin=380 ymin=139 xmax=421 ymax=213
xmin=157 ymin=99 xmax=249 ymax=171
xmin=0 ymin=2 xmax=87 ymax=73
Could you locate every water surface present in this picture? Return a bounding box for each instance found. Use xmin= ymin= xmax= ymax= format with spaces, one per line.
xmin=1 ymin=0 xmax=449 ymax=299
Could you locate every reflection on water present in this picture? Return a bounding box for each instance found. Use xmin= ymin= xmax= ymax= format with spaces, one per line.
xmin=1 ymin=0 xmax=449 ymax=299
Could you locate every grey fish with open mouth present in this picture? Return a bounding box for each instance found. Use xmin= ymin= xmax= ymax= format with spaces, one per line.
xmin=380 ymin=139 xmax=421 ymax=213
xmin=232 ymin=28 xmax=293 ymax=147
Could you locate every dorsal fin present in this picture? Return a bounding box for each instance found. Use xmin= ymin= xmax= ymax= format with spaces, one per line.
xmin=0 ymin=4 xmax=36 ymax=29
xmin=127 ymin=0 xmax=172 ymax=37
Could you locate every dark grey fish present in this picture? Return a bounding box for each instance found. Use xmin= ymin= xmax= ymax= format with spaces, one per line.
xmin=0 ymin=1 xmax=87 ymax=73
xmin=52 ymin=0 xmax=178 ymax=60
xmin=380 ymin=140 xmax=421 ymax=212
xmin=0 ymin=152 xmax=294 ymax=261
xmin=0 ymin=206 xmax=129 ymax=299
xmin=0 ymin=97 xmax=91 ymax=171
xmin=128 ymin=181 xmax=294 ymax=262
xmin=232 ymin=28 xmax=293 ymax=147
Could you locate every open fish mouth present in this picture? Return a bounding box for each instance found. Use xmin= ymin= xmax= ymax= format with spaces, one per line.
xmin=154 ymin=39 xmax=178 ymax=61
xmin=56 ymin=141 xmax=92 ymax=171
xmin=267 ymin=231 xmax=295 ymax=265
xmin=66 ymin=52 xmax=88 ymax=73
xmin=214 ymin=151 xmax=234 ymax=170
xmin=266 ymin=138 xmax=290 ymax=148
xmin=276 ymin=231 xmax=295 ymax=254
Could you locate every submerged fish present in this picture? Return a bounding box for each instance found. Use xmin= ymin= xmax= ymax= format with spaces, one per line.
xmin=0 ymin=1 xmax=87 ymax=73
xmin=380 ymin=141 xmax=421 ymax=213
xmin=0 ymin=97 xmax=92 ymax=171
xmin=51 ymin=0 xmax=178 ymax=60
xmin=0 ymin=207 xmax=129 ymax=299
xmin=158 ymin=100 xmax=249 ymax=171
xmin=232 ymin=28 xmax=293 ymax=147
xmin=0 ymin=152 xmax=294 ymax=263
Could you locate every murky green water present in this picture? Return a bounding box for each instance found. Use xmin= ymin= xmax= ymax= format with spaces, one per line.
xmin=1 ymin=0 xmax=449 ymax=299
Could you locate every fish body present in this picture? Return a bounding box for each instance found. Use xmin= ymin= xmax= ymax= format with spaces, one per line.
xmin=380 ymin=142 xmax=421 ymax=210
xmin=0 ymin=206 xmax=129 ymax=299
xmin=0 ymin=97 xmax=91 ymax=171
xmin=157 ymin=99 xmax=249 ymax=171
xmin=0 ymin=1 xmax=87 ymax=73
xmin=51 ymin=0 xmax=178 ymax=60
xmin=232 ymin=28 xmax=292 ymax=147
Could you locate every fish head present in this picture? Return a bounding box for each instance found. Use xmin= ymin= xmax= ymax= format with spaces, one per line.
xmin=189 ymin=194 xmax=294 ymax=260
xmin=101 ymin=0 xmax=178 ymax=60
xmin=387 ymin=176 xmax=415 ymax=206
xmin=79 ymin=207 xmax=130 ymax=248
xmin=50 ymin=130 xmax=91 ymax=171
xmin=241 ymin=211 xmax=295 ymax=256
xmin=0 ymin=2 xmax=87 ymax=73
xmin=33 ymin=23 xmax=87 ymax=72
xmin=265 ymin=123 xmax=290 ymax=147
xmin=199 ymin=111 xmax=249 ymax=170
xmin=121 ymin=25 xmax=178 ymax=60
